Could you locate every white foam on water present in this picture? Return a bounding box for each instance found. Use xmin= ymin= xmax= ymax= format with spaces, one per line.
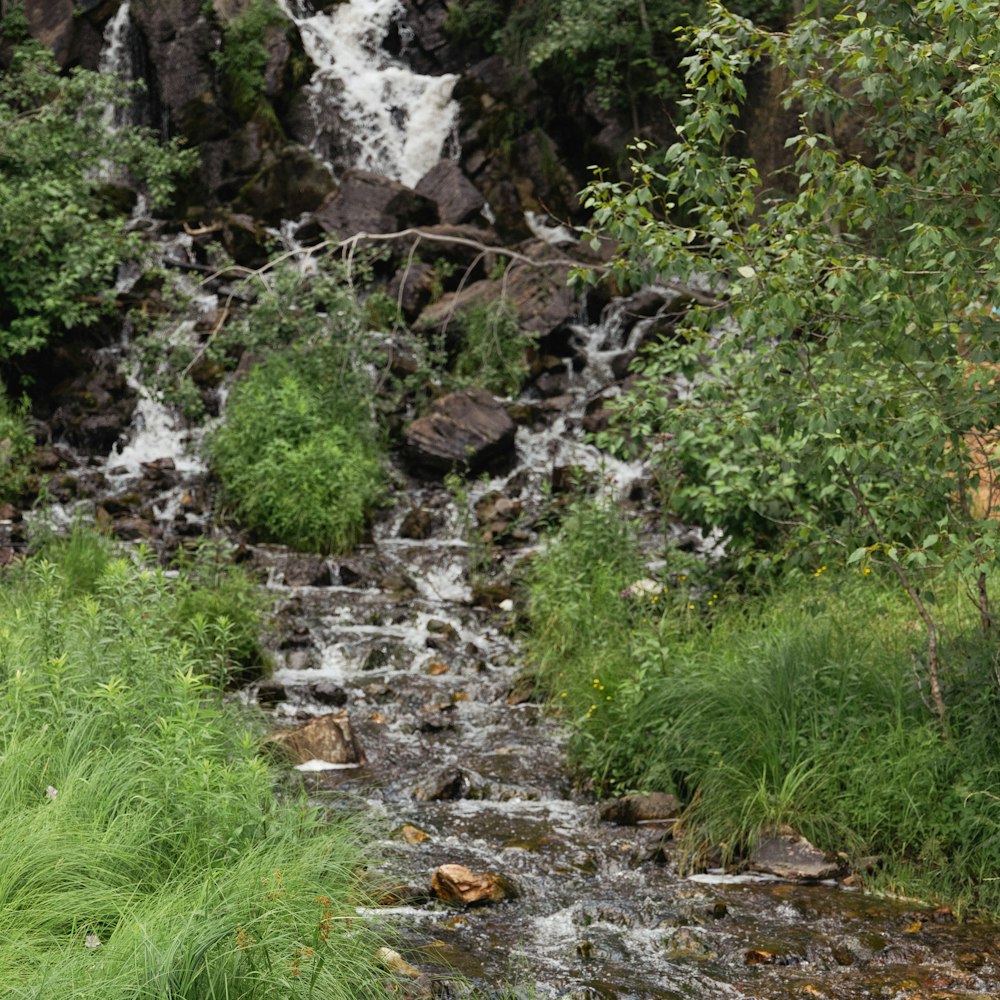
xmin=277 ymin=0 xmax=458 ymax=186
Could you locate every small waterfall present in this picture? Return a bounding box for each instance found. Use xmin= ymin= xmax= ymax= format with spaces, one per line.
xmin=277 ymin=0 xmax=459 ymax=186
xmin=98 ymin=2 xmax=135 ymax=132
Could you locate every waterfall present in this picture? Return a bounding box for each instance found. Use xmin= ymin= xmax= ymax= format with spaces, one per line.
xmin=277 ymin=0 xmax=459 ymax=187
xmin=98 ymin=1 xmax=135 ymax=132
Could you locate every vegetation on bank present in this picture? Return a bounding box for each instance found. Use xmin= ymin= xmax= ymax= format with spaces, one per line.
xmin=0 ymin=528 xmax=386 ymax=998
xmin=526 ymin=499 xmax=1000 ymax=915
xmin=0 ymin=386 xmax=32 ymax=502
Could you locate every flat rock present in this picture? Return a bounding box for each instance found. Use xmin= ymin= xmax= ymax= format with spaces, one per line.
xmin=749 ymin=830 xmax=840 ymax=881
xmin=266 ymin=711 xmax=366 ymax=767
xmin=404 ymin=388 xmax=516 ymax=475
xmin=600 ymin=792 xmax=681 ymax=826
xmin=430 ymin=863 xmax=510 ymax=905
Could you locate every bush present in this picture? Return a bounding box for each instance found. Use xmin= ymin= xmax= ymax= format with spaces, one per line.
xmin=0 ymin=40 xmax=192 ymax=358
xmin=210 ymin=346 xmax=385 ymax=553
xmin=0 ymin=531 xmax=385 ymax=997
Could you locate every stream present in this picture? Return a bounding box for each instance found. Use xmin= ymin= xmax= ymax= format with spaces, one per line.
xmin=50 ymin=1 xmax=1000 ymax=996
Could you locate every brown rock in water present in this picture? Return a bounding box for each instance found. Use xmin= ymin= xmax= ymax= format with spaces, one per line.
xmin=404 ymin=388 xmax=516 ymax=474
xmin=431 ymin=863 xmax=510 ymax=905
xmin=399 ymin=506 xmax=434 ymax=539
xmin=749 ymin=829 xmax=841 ymax=881
xmin=600 ymin=792 xmax=681 ymax=826
xmin=267 ymin=711 xmax=366 ymax=766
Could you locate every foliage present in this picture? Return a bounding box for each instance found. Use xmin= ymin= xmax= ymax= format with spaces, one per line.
xmin=209 ymin=343 xmax=385 ymax=554
xmin=0 ymin=41 xmax=193 ymax=359
xmin=581 ymin=1 xmax=1000 ymax=722
xmin=452 ymin=301 xmax=530 ymax=399
xmin=0 ymin=387 xmax=32 ymax=502
xmin=527 ymin=501 xmax=1000 ymax=915
xmin=213 ymin=0 xmax=289 ymax=122
xmin=0 ymin=530 xmax=385 ymax=997
xmin=445 ymin=0 xmax=790 ymax=111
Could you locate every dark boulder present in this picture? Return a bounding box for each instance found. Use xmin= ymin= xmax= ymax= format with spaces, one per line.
xmin=415 ymin=159 xmax=485 ymax=225
xmin=313 ymin=170 xmax=438 ymax=239
xmin=404 ymin=388 xmax=516 ymax=475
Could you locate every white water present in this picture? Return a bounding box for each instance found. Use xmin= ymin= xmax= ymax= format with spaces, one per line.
xmin=98 ymin=2 xmax=134 ymax=132
xmin=277 ymin=0 xmax=458 ymax=186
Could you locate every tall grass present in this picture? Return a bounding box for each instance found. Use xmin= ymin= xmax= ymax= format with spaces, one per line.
xmin=526 ymin=498 xmax=1000 ymax=915
xmin=0 ymin=530 xmax=385 ymax=997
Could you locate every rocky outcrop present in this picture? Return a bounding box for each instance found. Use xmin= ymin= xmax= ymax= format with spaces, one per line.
xmin=131 ymin=0 xmax=227 ymax=143
xmin=404 ymin=388 xmax=516 ymax=475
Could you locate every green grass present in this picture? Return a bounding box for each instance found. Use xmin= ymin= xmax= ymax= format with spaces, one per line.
xmin=526 ymin=497 xmax=1000 ymax=916
xmin=210 ymin=345 xmax=385 ymax=554
xmin=0 ymin=529 xmax=386 ymax=997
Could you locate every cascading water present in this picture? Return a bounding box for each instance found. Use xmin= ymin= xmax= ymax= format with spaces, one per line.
xmin=276 ymin=0 xmax=458 ymax=185
xmin=99 ymin=1 xmax=134 ymax=131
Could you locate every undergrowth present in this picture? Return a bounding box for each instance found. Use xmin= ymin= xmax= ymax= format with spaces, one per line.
xmin=526 ymin=497 xmax=1000 ymax=917
xmin=0 ymin=526 xmax=386 ymax=997
xmin=0 ymin=386 xmax=33 ymax=502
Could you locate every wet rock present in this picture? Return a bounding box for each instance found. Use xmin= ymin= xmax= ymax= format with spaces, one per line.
xmin=233 ymin=143 xmax=335 ymax=224
xmin=399 ymin=507 xmax=434 ymax=539
xmin=749 ymin=829 xmax=841 ymax=881
xmin=413 ymin=766 xmax=472 ymax=801
xmin=475 ymin=492 xmax=522 ymax=528
xmin=398 ymin=824 xmax=429 ymax=845
xmin=600 ymin=792 xmax=681 ymax=827
xmin=256 ymin=677 xmax=288 ymax=707
xmin=430 ymin=864 xmax=511 ymax=905
xmin=414 ymin=159 xmax=486 ymax=225
xmin=313 ymin=169 xmax=438 ymax=239
xmin=282 ymin=554 xmax=334 ymax=587
xmin=112 ymin=516 xmax=155 ymax=541
xmin=131 ymin=0 xmax=226 ymax=143
xmin=310 ymin=680 xmax=348 ymax=707
xmin=472 ymin=579 xmax=515 ymax=609
xmin=505 ymin=676 xmax=536 ymax=706
xmin=362 ymin=641 xmax=407 ymax=671
xmin=404 ymin=388 xmax=516 ymax=475
xmin=266 ymin=711 xmax=366 ymax=766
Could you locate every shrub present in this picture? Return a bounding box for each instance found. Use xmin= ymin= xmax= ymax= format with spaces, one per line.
xmin=452 ymin=301 xmax=531 ymax=399
xmin=0 ymin=40 xmax=192 ymax=358
xmin=210 ymin=346 xmax=385 ymax=553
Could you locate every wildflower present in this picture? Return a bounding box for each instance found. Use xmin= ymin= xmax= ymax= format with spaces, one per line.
xmin=45 ymin=785 xmax=58 ymax=800
xmin=862 ymin=567 xmax=872 ymax=576
xmin=560 ymin=690 xmax=568 ymax=698
xmin=688 ymin=603 xmax=695 ymax=610
xmin=813 ymin=565 xmax=827 ymax=577
xmin=84 ymin=934 xmax=101 ymax=949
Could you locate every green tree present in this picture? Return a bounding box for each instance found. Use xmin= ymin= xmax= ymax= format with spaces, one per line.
xmin=0 ymin=38 xmax=192 ymax=359
xmin=582 ymin=0 xmax=1000 ymax=726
